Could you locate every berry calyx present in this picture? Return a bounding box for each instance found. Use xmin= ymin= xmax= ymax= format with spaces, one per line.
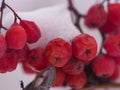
xmin=63 ymin=57 xmax=84 ymax=75
xmin=45 ymin=38 xmax=72 ymax=67
xmin=23 ymin=47 xmax=49 ymax=71
xmin=72 ymin=34 xmax=97 ymax=61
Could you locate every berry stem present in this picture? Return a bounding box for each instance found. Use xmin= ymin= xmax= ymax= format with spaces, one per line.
xmin=4 ymin=3 xmax=22 ymax=21
xmin=0 ymin=0 xmax=6 ymax=31
xmin=99 ymin=30 xmax=105 ymax=54
xmin=101 ymin=0 xmax=110 ymax=5
xmin=20 ymin=80 xmax=24 ymax=90
xmin=68 ymin=0 xmax=85 ymax=34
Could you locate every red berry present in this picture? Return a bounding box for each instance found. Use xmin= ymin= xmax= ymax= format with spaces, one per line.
xmin=5 ymin=23 xmax=27 ymax=49
xmin=21 ymin=63 xmax=36 ymax=74
xmin=0 ymin=34 xmax=6 ymax=57
xmin=66 ymin=71 xmax=87 ymax=89
xmin=85 ymin=4 xmax=107 ymax=28
xmin=45 ymin=38 xmax=72 ymax=67
xmin=110 ymin=65 xmax=119 ymax=81
xmin=14 ymin=44 xmax=29 ymax=62
xmin=63 ymin=58 xmax=84 ymax=75
xmin=72 ymin=34 xmax=97 ymax=61
xmin=100 ymin=15 xmax=117 ymax=33
xmin=24 ymin=47 xmax=49 ymax=71
xmin=91 ymin=54 xmax=115 ymax=77
xmin=114 ymin=57 xmax=120 ymax=65
xmin=108 ymin=3 xmax=120 ymax=26
xmin=53 ymin=68 xmax=66 ymax=87
xmin=20 ymin=20 xmax=41 ymax=43
xmin=0 ymin=49 xmax=18 ymax=73
xmin=103 ymin=34 xmax=120 ymax=57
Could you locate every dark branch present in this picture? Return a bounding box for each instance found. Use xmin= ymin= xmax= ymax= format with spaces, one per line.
xmin=68 ymin=0 xmax=85 ymax=33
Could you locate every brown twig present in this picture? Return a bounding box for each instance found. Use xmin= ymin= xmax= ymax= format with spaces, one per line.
xmin=68 ymin=0 xmax=85 ymax=33
xmin=4 ymin=3 xmax=22 ymax=21
xmin=0 ymin=0 xmax=5 ymax=31
xmin=98 ymin=30 xmax=106 ymax=54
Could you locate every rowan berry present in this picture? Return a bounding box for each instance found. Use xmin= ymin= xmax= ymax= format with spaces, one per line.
xmin=20 ymin=20 xmax=41 ymax=43
xmin=45 ymin=38 xmax=72 ymax=67
xmin=85 ymin=4 xmax=107 ymax=28
xmin=5 ymin=23 xmax=27 ymax=49
xmin=91 ymin=54 xmax=115 ymax=77
xmin=66 ymin=71 xmax=87 ymax=89
xmin=63 ymin=57 xmax=84 ymax=75
xmin=72 ymin=34 xmax=97 ymax=61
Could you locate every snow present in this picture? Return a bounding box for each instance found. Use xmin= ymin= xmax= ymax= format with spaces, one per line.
xmin=3 ymin=4 xmax=80 ymax=49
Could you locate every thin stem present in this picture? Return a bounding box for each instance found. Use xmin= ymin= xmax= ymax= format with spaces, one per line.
xmin=1 ymin=26 xmax=7 ymax=30
xmin=20 ymin=81 xmax=24 ymax=90
xmin=0 ymin=0 xmax=5 ymax=31
xmin=101 ymin=0 xmax=110 ymax=5
xmin=68 ymin=0 xmax=85 ymax=34
xmin=99 ymin=30 xmax=105 ymax=54
xmin=4 ymin=3 xmax=22 ymax=21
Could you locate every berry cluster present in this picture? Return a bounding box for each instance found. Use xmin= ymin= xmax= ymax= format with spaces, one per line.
xmin=1 ymin=0 xmax=120 ymax=90
xmin=0 ymin=0 xmax=41 ymax=73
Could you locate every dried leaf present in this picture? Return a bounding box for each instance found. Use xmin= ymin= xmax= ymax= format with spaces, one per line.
xmin=23 ymin=66 xmax=56 ymax=90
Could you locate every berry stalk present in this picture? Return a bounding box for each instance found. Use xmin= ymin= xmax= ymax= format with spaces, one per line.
xmin=4 ymin=3 xmax=22 ymax=21
xmin=68 ymin=0 xmax=85 ymax=34
xmin=0 ymin=0 xmax=7 ymax=31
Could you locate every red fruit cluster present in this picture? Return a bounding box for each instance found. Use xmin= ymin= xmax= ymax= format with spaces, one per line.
xmin=0 ymin=20 xmax=41 ymax=73
xmin=2 ymin=0 xmax=120 ymax=90
xmin=84 ymin=1 xmax=120 ymax=84
xmin=43 ymin=34 xmax=97 ymax=89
